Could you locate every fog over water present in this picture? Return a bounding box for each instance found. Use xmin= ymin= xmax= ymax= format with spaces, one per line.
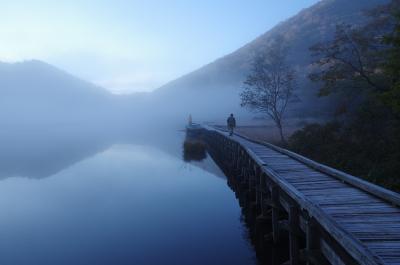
xmin=0 ymin=60 xmax=255 ymax=262
xmin=0 ymin=126 xmax=257 ymax=265
xmin=1 ymin=1 xmax=388 ymax=263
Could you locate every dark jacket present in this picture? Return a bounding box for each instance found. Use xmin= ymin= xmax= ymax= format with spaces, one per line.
xmin=227 ymin=116 xmax=236 ymax=128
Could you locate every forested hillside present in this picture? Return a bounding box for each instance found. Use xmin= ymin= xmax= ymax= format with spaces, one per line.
xmin=288 ymin=0 xmax=400 ymax=191
xmin=154 ymin=0 xmax=390 ymax=122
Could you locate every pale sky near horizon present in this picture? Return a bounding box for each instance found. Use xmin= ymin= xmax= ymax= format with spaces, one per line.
xmin=0 ymin=0 xmax=320 ymax=94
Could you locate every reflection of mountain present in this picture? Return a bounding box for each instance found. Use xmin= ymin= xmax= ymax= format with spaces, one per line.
xmin=0 ymin=60 xmax=137 ymax=179
xmin=0 ymin=126 xmax=225 ymax=181
xmin=1 ymin=0 xmax=390 ymax=181
xmin=188 ymin=155 xmax=226 ymax=180
xmin=0 ymin=127 xmax=113 ymax=179
xmin=120 ymin=129 xmax=226 ymax=179
xmin=153 ymin=0 xmax=389 ymax=122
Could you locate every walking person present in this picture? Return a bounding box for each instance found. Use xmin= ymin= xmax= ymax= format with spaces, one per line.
xmin=227 ymin=113 xmax=236 ymax=136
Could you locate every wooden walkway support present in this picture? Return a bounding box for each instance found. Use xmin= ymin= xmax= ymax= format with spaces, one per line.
xmin=188 ymin=125 xmax=400 ymax=265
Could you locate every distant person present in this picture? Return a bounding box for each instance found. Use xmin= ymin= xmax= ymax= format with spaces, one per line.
xmin=188 ymin=114 xmax=193 ymax=126
xmin=227 ymin=113 xmax=236 ymax=136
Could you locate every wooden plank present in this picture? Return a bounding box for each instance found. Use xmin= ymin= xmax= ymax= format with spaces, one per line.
xmin=322 ymin=204 xmax=400 ymax=215
xmin=213 ymin=125 xmax=400 ymax=207
xmin=200 ymin=126 xmax=398 ymax=265
xmin=260 ymin=165 xmax=386 ymax=265
xmin=255 ymin=139 xmax=400 ymax=207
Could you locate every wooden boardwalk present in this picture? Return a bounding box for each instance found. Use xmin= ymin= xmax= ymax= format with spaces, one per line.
xmin=190 ymin=125 xmax=400 ymax=265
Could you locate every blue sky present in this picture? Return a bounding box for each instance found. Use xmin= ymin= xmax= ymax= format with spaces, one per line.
xmin=0 ymin=0 xmax=320 ymax=93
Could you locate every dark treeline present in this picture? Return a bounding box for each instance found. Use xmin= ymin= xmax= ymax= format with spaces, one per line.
xmin=287 ymin=0 xmax=400 ymax=191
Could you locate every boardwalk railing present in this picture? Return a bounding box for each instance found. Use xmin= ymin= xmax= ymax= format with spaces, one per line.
xmin=188 ymin=125 xmax=400 ymax=265
xmin=223 ymin=127 xmax=400 ymax=207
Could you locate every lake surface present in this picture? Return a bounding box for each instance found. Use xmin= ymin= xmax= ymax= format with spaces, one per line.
xmin=0 ymin=129 xmax=257 ymax=265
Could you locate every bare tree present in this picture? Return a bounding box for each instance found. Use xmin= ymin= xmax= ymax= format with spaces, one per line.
xmin=240 ymin=42 xmax=296 ymax=144
xmin=308 ymin=3 xmax=399 ymax=115
xmin=309 ymin=0 xmax=400 ymax=98
xmin=309 ymin=23 xmax=385 ymax=96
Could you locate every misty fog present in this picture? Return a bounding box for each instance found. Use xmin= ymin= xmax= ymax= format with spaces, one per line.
xmin=1 ymin=0 xmax=399 ymax=264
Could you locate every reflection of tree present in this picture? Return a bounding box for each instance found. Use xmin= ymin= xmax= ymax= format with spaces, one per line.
xmin=182 ymin=140 xmax=207 ymax=162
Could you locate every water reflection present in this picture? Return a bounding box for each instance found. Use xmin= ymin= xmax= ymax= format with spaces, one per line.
xmin=182 ymin=139 xmax=207 ymax=162
xmin=0 ymin=126 xmax=113 ymax=179
xmin=0 ymin=127 xmax=257 ymax=265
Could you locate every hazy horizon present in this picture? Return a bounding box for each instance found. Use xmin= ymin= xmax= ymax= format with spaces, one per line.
xmin=0 ymin=0 xmax=320 ymax=94
xmin=0 ymin=1 xmax=399 ymax=264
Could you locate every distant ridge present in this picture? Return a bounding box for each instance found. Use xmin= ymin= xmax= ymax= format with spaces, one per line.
xmin=0 ymin=60 xmax=118 ymax=126
xmin=154 ymin=0 xmax=390 ymax=122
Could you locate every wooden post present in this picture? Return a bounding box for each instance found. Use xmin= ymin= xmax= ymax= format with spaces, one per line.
xmin=306 ymin=217 xmax=319 ymax=265
xmin=249 ymin=160 xmax=257 ymax=201
xmin=233 ymin=144 xmax=239 ymax=171
xmin=254 ymin=166 xmax=262 ymax=213
xmin=271 ymin=185 xmax=280 ymax=244
xmin=307 ymin=218 xmax=319 ymax=249
xmin=231 ymin=144 xmax=237 ymax=176
xmin=289 ymin=206 xmax=300 ymax=265
xmin=239 ymin=150 xmax=247 ymax=185
xmin=260 ymin=173 xmax=270 ymax=217
xmin=301 ymin=217 xmax=331 ymax=265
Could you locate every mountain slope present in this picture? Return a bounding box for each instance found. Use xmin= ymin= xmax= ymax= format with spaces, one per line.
xmin=154 ymin=0 xmax=390 ymax=123
xmin=0 ymin=60 xmax=118 ymax=126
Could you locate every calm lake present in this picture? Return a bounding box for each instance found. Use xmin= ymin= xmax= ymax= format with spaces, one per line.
xmin=0 ymin=128 xmax=257 ymax=265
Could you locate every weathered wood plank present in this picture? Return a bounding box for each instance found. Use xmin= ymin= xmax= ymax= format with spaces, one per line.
xmin=196 ymin=126 xmax=400 ymax=265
